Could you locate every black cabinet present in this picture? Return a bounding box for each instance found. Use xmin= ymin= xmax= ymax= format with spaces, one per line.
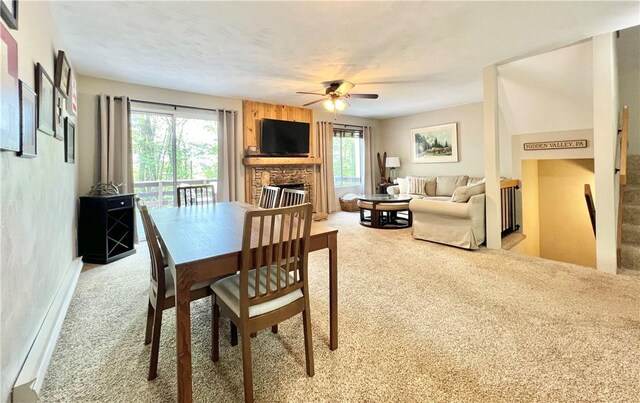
xmin=79 ymin=194 xmax=136 ymax=264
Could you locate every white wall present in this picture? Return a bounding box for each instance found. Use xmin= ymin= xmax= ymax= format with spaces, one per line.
xmin=0 ymin=3 xmax=76 ymax=402
xmin=313 ymin=111 xmax=381 ymax=207
xmin=378 ymin=102 xmax=484 ymax=178
xmin=497 ymin=41 xmax=593 ymax=178
xmin=76 ymin=76 xmax=244 ymax=200
xmin=618 ymin=25 xmax=640 ymax=154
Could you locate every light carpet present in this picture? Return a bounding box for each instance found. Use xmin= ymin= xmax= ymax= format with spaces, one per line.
xmin=40 ymin=212 xmax=640 ymax=402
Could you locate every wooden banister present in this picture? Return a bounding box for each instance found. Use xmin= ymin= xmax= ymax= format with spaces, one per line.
xmin=585 ymin=184 xmax=596 ymax=236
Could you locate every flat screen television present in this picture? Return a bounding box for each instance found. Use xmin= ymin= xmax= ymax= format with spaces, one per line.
xmin=260 ymin=118 xmax=310 ymax=156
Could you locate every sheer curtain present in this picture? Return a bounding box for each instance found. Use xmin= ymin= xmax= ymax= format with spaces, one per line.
xmin=316 ymin=121 xmax=336 ymax=214
xmin=217 ymin=110 xmax=238 ymax=202
xmin=99 ymin=94 xmax=133 ymax=192
xmin=362 ymin=126 xmax=376 ymax=194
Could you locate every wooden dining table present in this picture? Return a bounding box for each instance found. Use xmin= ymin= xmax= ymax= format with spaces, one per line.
xmin=150 ymin=202 xmax=338 ymax=403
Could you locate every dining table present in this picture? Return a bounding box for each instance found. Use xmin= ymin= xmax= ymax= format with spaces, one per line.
xmin=150 ymin=202 xmax=338 ymax=403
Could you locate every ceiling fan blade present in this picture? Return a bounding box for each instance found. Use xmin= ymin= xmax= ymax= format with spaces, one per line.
xmin=303 ymin=98 xmax=326 ymax=107
xmin=297 ymin=91 xmax=326 ymax=96
xmin=334 ymin=81 xmax=355 ymax=96
xmin=349 ymin=93 xmax=379 ymax=99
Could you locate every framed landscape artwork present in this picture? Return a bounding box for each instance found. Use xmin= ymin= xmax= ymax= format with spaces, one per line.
xmin=36 ymin=63 xmax=55 ymax=136
xmin=64 ymin=117 xmax=75 ymax=163
xmin=1 ymin=23 xmax=19 ymax=151
xmin=18 ymin=80 xmax=37 ymax=157
xmin=411 ymin=123 xmax=458 ymax=163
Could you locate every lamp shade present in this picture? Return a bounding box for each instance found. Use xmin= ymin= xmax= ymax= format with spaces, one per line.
xmin=385 ymin=157 xmax=400 ymax=168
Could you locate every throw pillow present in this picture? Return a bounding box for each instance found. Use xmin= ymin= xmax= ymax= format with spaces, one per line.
xmin=397 ymin=177 xmax=408 ymax=194
xmin=425 ymin=178 xmax=437 ymax=196
xmin=451 ymin=183 xmax=486 ymax=203
xmin=436 ymin=175 xmax=469 ymax=196
xmin=406 ymin=176 xmax=427 ymax=195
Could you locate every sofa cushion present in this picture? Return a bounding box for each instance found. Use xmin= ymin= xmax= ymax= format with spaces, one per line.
xmin=467 ymin=176 xmax=485 ymax=186
xmin=436 ymin=175 xmax=469 ymax=196
xmin=451 ymin=183 xmax=486 ymax=203
xmin=406 ymin=176 xmax=428 ymax=195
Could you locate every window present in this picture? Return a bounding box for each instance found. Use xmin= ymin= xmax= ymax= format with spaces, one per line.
xmin=333 ymin=128 xmax=364 ymax=187
xmin=131 ymin=106 xmax=218 ymax=208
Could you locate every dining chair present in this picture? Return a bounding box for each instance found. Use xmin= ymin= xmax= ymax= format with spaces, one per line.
xmin=210 ymin=203 xmax=314 ymax=403
xmin=177 ymin=184 xmax=216 ymax=207
xmin=258 ymin=185 xmax=280 ymax=209
xmin=136 ymin=198 xmax=215 ymax=381
xmin=278 ymin=188 xmax=307 ymax=207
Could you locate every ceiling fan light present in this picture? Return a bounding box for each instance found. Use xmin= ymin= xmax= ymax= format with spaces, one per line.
xmin=334 ymin=99 xmax=347 ymax=111
xmin=323 ymin=99 xmax=335 ymax=112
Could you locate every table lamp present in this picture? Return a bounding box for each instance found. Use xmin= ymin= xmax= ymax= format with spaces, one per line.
xmin=385 ymin=157 xmax=400 ymax=182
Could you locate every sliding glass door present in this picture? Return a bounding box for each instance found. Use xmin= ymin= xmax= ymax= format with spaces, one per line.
xmin=131 ymin=108 xmax=218 ymax=208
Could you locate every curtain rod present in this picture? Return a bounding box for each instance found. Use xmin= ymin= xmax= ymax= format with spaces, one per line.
xmin=334 ymin=123 xmax=366 ymax=129
xmin=114 ymin=97 xmax=230 ymax=114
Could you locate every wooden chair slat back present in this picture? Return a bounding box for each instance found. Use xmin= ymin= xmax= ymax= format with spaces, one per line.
xmin=136 ymin=198 xmax=165 ymax=289
xmin=177 ymin=184 xmax=216 ymax=207
xmin=278 ymin=188 xmax=307 ymax=207
xmin=240 ymin=203 xmax=313 ymax=312
xmin=258 ymin=185 xmax=280 ymax=209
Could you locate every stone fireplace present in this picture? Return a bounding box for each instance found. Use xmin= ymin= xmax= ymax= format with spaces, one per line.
xmin=249 ymin=165 xmax=316 ymax=207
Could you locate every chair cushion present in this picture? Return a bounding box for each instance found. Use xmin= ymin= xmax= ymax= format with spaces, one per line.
xmin=451 ymin=183 xmax=486 ymax=203
xmin=211 ymin=266 xmax=303 ymax=318
xmin=151 ymin=267 xmax=213 ymax=299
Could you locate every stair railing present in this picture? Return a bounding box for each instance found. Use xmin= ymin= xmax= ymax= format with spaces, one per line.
xmin=500 ymin=179 xmax=520 ymax=236
xmin=617 ymin=105 xmax=629 ymax=265
xmin=584 ymin=184 xmax=596 ymax=236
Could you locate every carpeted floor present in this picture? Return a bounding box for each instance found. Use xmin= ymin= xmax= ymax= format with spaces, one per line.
xmin=40 ymin=212 xmax=640 ymax=402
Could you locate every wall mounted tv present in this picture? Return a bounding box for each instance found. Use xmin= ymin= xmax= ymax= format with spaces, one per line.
xmin=260 ymin=118 xmax=310 ymax=156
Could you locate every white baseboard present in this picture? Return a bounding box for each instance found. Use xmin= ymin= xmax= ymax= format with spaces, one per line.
xmin=12 ymin=258 xmax=83 ymax=403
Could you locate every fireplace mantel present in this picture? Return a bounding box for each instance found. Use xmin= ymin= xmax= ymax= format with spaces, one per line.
xmin=242 ymin=157 xmax=322 ymax=167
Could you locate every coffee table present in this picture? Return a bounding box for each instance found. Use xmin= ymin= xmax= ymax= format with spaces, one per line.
xmin=357 ymin=194 xmax=413 ymax=229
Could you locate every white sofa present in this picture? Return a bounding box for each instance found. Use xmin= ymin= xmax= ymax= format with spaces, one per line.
xmin=387 ymin=176 xmax=486 ymax=249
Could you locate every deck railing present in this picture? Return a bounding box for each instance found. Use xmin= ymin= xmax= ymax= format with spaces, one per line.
xmin=134 ymin=178 xmax=217 ymax=208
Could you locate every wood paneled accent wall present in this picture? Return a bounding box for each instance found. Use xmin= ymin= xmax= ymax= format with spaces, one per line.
xmin=242 ymin=100 xmax=316 ymax=203
xmin=242 ymin=100 xmax=315 ymax=153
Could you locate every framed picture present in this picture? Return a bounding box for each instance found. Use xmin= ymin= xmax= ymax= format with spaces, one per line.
xmin=54 ymin=87 xmax=64 ymax=140
xmin=67 ymin=69 xmax=77 ymax=116
xmin=1 ymin=23 xmax=19 ymax=151
xmin=1 ymin=0 xmax=18 ymax=30
xmin=411 ymin=123 xmax=459 ymax=163
xmin=36 ymin=63 xmax=55 ymax=136
xmin=54 ymin=50 xmax=70 ymax=96
xmin=18 ymin=80 xmax=36 ymax=157
xmin=64 ymin=117 xmax=75 ymax=163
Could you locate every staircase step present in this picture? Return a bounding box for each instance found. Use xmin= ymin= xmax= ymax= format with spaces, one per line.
xmin=623 ymin=205 xmax=640 ymax=224
xmin=622 ymin=223 xmax=640 ymax=244
xmin=623 ymin=185 xmax=640 ymax=206
xmin=627 ymin=155 xmax=640 ymax=172
xmin=619 ymin=243 xmax=640 ymax=270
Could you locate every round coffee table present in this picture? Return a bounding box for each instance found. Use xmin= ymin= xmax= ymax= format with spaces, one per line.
xmin=357 ymin=194 xmax=413 ymax=229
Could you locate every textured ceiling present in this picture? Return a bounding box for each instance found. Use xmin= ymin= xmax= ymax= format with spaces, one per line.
xmin=49 ymin=1 xmax=639 ymax=119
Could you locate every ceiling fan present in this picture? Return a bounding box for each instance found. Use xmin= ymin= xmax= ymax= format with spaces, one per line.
xmin=297 ymin=81 xmax=379 ymax=112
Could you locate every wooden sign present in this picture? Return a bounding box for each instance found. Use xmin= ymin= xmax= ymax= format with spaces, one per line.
xmin=523 ymin=139 xmax=588 ymax=151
